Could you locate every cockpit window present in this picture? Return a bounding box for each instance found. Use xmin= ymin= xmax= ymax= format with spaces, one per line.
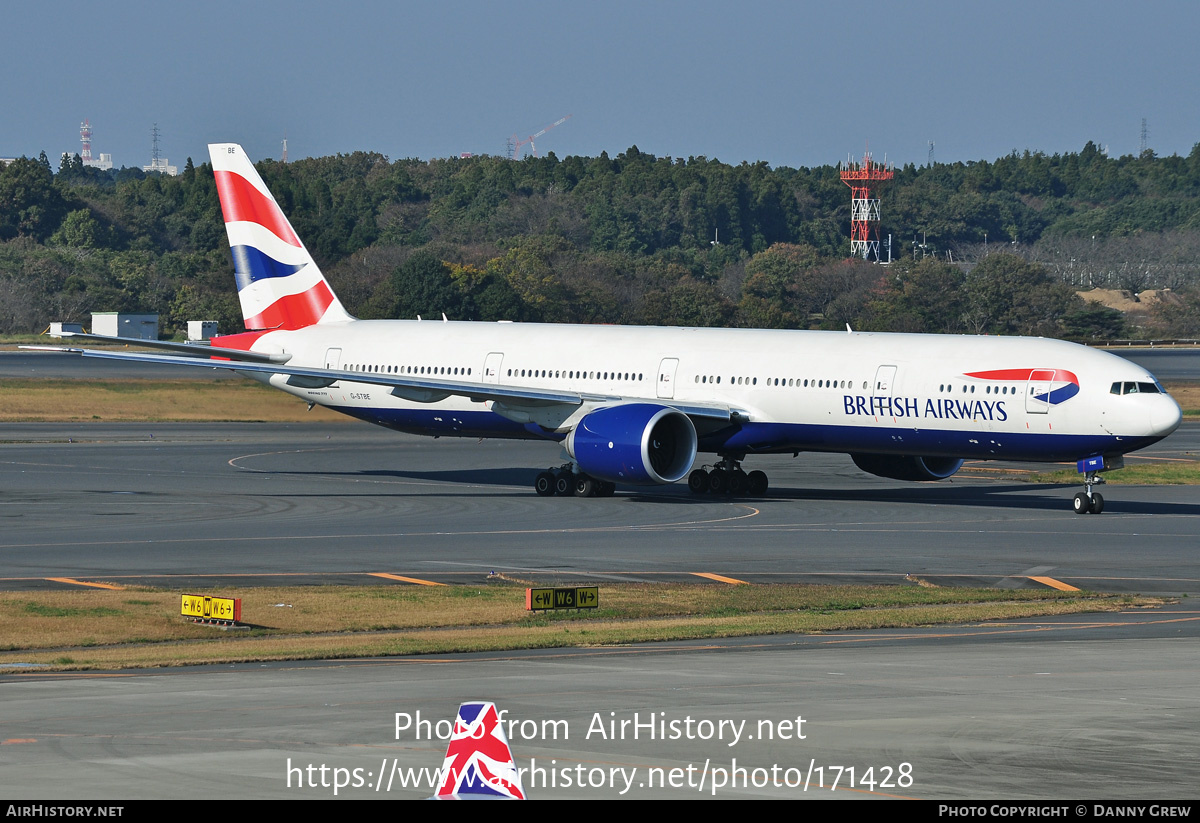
xmin=1112 ymin=381 xmax=1162 ymax=395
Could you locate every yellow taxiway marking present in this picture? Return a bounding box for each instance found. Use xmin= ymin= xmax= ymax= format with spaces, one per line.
xmin=368 ymin=572 xmax=447 ymax=587
xmin=691 ymin=572 xmax=749 ymax=585
xmin=2 ymin=739 xmax=37 ymax=745
xmin=45 ymin=578 xmax=123 ymax=590
xmin=1027 ymin=576 xmax=1079 ymax=591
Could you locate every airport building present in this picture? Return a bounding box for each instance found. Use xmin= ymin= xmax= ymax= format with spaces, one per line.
xmin=91 ymin=312 xmax=159 ymax=340
xmin=187 ymin=320 xmax=218 ymax=341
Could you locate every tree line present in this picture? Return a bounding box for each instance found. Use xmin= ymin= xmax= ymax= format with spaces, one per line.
xmin=3 ymin=141 xmax=1200 ymax=338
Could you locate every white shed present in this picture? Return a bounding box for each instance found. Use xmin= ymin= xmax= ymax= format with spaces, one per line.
xmin=49 ymin=322 xmax=85 ymax=336
xmin=91 ymin=313 xmax=159 ymax=340
xmin=187 ymin=321 xmax=218 ymax=341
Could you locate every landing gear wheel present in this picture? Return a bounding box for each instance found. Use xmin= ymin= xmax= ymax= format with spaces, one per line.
xmin=708 ymin=453 xmax=761 ymax=497
xmin=707 ymin=469 xmax=728 ymax=494
xmin=727 ymin=470 xmax=747 ymax=495
xmin=554 ymin=472 xmax=574 ymax=496
xmin=1075 ymin=469 xmax=1108 ymax=515
xmin=747 ymin=470 xmax=768 ymax=496
xmin=535 ymin=471 xmax=556 ymax=497
xmin=688 ymin=469 xmax=709 ymax=494
xmin=575 ymin=476 xmax=597 ymax=498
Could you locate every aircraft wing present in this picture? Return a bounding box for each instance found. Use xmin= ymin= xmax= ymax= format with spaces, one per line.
xmin=23 ymin=344 xmax=736 ymax=421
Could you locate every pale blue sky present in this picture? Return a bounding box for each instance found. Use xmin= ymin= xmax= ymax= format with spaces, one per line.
xmin=4 ymin=0 xmax=1197 ymax=169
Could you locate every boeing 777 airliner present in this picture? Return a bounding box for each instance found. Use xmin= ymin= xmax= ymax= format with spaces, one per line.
xmin=38 ymin=144 xmax=1183 ymax=513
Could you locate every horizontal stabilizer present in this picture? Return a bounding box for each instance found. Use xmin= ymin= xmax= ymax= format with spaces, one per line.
xmin=42 ymin=333 xmax=292 ymax=364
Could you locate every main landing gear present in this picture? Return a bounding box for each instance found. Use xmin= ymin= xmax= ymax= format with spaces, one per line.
xmin=1073 ymin=471 xmax=1106 ymax=515
xmin=687 ymin=454 xmax=768 ymax=497
xmin=534 ymin=465 xmax=616 ymax=498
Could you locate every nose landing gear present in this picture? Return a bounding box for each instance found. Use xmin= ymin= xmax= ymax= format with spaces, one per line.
xmin=1073 ymin=474 xmax=1105 ymax=515
xmin=1072 ymin=455 xmax=1121 ymax=514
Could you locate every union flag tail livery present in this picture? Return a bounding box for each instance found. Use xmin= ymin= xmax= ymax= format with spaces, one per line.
xmin=209 ymin=143 xmax=352 ymax=331
xmin=434 ymin=702 xmax=526 ymax=800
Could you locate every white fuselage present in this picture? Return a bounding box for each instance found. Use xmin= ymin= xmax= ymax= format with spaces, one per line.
xmin=235 ymin=319 xmax=1181 ymax=464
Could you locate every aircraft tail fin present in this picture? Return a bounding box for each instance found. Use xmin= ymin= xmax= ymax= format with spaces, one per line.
xmin=208 ymin=143 xmax=353 ymax=331
xmin=433 ymin=701 xmax=526 ymax=800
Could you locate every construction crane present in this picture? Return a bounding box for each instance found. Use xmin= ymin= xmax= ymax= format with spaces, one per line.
xmin=509 ymin=114 xmax=572 ymax=159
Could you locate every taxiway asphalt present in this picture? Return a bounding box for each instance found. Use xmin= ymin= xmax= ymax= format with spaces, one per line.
xmin=2 ymin=349 xmax=1198 ymax=800
xmin=0 ymin=421 xmax=1197 ymax=594
xmin=3 ymin=604 xmax=1197 ymax=799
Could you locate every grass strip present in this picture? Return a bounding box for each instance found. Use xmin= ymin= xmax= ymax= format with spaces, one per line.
xmin=1029 ymin=463 xmax=1200 ymax=484
xmin=1161 ymin=382 xmax=1200 ymax=417
xmin=0 ymin=378 xmax=346 ymax=422
xmin=0 ymin=583 xmax=1152 ymax=671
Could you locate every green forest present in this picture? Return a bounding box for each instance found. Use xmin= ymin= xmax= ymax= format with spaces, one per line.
xmin=3 ymin=141 xmax=1200 ymax=339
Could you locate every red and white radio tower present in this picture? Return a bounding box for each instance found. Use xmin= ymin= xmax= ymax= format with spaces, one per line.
xmin=839 ymin=148 xmax=894 ymax=262
xmin=80 ymin=119 xmax=93 ymax=163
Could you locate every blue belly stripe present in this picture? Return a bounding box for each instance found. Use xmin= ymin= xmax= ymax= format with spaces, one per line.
xmin=327 ymin=405 xmax=1161 ymax=463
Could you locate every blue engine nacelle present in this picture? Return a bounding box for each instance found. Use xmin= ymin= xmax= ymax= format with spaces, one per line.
xmin=850 ymin=453 xmax=965 ymax=482
xmin=566 ymin=404 xmax=698 ymax=485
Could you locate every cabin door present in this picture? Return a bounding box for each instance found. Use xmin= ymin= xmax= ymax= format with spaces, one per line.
xmin=483 ymin=352 xmax=504 ymax=384
xmin=657 ymin=358 xmax=680 ymax=400
xmin=870 ymin=365 xmax=898 ymax=419
xmin=873 ymin=365 xmax=897 ymax=395
xmin=1026 ymin=369 xmax=1054 ymax=414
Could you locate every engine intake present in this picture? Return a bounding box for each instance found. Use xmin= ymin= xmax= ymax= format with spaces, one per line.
xmin=566 ymin=404 xmax=698 ymax=485
xmin=850 ymin=453 xmax=964 ymax=482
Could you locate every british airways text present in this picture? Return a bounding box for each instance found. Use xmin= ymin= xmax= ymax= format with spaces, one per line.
xmin=844 ymin=395 xmax=1009 ymax=422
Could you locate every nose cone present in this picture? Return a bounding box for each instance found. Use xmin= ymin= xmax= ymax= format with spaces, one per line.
xmin=1152 ymin=394 xmax=1183 ymax=438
